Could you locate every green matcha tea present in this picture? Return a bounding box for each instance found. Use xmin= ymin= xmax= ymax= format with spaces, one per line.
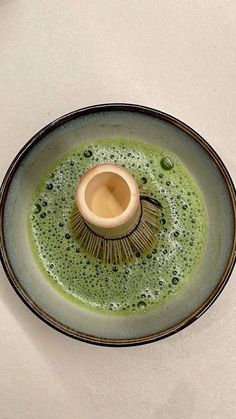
xmin=28 ymin=138 xmax=208 ymax=315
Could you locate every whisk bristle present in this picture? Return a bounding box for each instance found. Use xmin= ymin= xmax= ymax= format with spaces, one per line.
xmin=70 ymin=196 xmax=161 ymax=265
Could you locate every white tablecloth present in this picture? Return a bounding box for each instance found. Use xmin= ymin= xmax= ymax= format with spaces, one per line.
xmin=0 ymin=2 xmax=235 ymax=418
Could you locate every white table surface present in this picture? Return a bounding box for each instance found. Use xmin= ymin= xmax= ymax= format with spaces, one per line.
xmin=0 ymin=2 xmax=235 ymax=418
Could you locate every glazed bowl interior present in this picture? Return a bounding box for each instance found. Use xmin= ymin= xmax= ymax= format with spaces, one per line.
xmin=1 ymin=106 xmax=235 ymax=345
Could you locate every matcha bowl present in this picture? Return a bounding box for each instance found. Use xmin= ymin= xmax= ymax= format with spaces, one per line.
xmin=0 ymin=104 xmax=235 ymax=346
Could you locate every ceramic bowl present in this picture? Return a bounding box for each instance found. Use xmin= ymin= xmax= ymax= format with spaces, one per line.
xmin=0 ymin=104 xmax=235 ymax=346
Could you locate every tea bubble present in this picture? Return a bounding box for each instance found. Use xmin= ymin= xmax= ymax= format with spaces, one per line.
xmin=137 ymin=301 xmax=147 ymax=310
xmin=34 ymin=203 xmax=41 ymax=214
xmin=160 ymin=156 xmax=174 ymax=170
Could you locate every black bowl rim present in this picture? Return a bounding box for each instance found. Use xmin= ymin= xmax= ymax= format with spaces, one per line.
xmin=0 ymin=103 xmax=235 ymax=347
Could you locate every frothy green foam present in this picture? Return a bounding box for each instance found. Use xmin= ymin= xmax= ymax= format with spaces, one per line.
xmin=28 ymin=138 xmax=208 ymax=315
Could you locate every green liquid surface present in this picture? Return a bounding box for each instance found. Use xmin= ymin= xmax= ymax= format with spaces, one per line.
xmin=29 ymin=138 xmax=208 ymax=315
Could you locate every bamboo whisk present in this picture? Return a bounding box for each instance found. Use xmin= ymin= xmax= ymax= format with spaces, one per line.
xmin=71 ymin=163 xmax=161 ymax=264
